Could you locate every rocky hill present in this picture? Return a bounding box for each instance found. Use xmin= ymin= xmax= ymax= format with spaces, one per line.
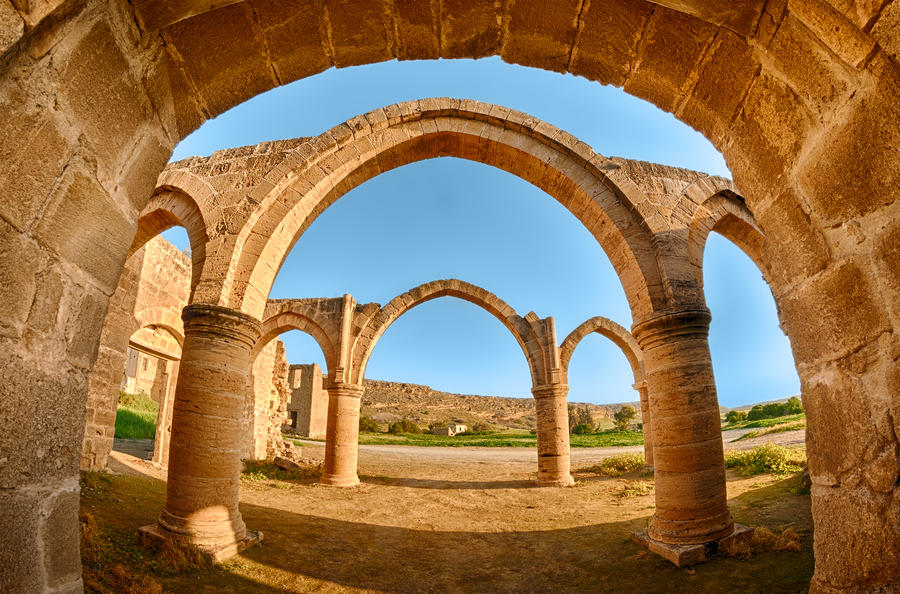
xmin=361 ymin=379 xmax=639 ymax=430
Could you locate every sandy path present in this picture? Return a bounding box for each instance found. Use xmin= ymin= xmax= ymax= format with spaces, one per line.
xmin=112 ymin=428 xmax=806 ymax=476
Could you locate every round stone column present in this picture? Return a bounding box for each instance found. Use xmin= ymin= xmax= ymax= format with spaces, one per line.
xmin=532 ymin=384 xmax=575 ymax=487
xmin=144 ymin=304 xmax=261 ymax=557
xmin=635 ymin=381 xmax=654 ymax=468
xmin=320 ymin=382 xmax=365 ymax=487
xmin=633 ymin=308 xmax=733 ymax=545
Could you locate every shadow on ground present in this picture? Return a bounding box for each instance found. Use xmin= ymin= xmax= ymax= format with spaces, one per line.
xmin=82 ymin=462 xmax=813 ymax=593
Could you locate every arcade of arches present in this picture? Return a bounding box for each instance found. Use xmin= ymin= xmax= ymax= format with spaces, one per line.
xmin=0 ymin=3 xmax=897 ymax=591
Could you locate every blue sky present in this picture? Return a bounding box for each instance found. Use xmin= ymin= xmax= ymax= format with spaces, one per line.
xmin=164 ymin=58 xmax=800 ymax=408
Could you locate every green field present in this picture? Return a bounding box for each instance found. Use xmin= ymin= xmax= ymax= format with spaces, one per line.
xmin=295 ymin=428 xmax=644 ymax=448
xmin=722 ymin=413 xmax=806 ymax=431
xmin=114 ymin=392 xmax=158 ymax=439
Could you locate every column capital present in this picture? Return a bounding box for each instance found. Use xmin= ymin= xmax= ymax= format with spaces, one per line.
xmin=325 ymin=382 xmax=366 ymax=398
xmin=182 ymin=304 xmax=261 ymax=348
xmin=532 ymin=383 xmax=569 ymax=399
xmin=631 ymin=307 xmax=711 ymax=351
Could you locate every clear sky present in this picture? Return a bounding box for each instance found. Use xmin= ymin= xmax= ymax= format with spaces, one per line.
xmin=164 ymin=57 xmax=800 ymax=408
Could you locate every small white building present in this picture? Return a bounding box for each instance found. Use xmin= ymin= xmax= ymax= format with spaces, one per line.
xmin=431 ymin=423 xmax=468 ymax=436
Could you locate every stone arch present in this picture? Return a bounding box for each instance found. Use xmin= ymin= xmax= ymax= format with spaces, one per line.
xmin=254 ymin=309 xmax=339 ymax=378
xmin=2 ymin=2 xmax=898 ymax=590
xmin=223 ymin=99 xmax=663 ymax=322
xmin=688 ymin=191 xmax=766 ymax=288
xmin=559 ymin=317 xmax=644 ymax=385
xmin=353 ymin=279 xmax=552 ymax=388
xmin=129 ymin=185 xmax=211 ymax=297
xmin=132 ymin=307 xmax=185 ymax=349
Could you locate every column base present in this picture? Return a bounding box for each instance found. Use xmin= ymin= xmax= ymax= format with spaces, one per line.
xmin=535 ymin=475 xmax=575 ymax=487
xmin=318 ymin=473 xmax=360 ymax=487
xmin=138 ymin=523 xmax=264 ymax=563
xmin=631 ymin=523 xmax=752 ymax=567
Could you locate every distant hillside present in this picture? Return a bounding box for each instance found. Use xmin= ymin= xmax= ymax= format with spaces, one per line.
xmin=723 ymin=395 xmax=802 ymax=413
xmin=361 ymin=379 xmax=640 ymax=430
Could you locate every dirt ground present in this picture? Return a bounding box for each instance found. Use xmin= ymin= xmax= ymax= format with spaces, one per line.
xmin=86 ymin=437 xmax=814 ymax=593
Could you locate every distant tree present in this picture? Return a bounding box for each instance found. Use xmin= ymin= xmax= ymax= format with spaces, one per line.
xmin=387 ymin=418 xmax=420 ymax=434
xmin=574 ymin=406 xmax=593 ymax=427
xmin=747 ymin=404 xmax=766 ymax=421
xmin=725 ymin=410 xmax=747 ymax=424
xmin=613 ymin=405 xmax=637 ymax=432
xmin=428 ymin=420 xmax=448 ymax=431
xmin=572 ymin=423 xmax=593 ymax=435
xmin=784 ymin=396 xmax=803 ymax=414
xmin=359 ymin=415 xmax=380 ymax=433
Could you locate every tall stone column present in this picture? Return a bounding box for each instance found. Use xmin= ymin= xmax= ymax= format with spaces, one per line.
xmin=632 ymin=308 xmax=733 ymax=546
xmin=320 ymin=382 xmax=365 ymax=487
xmin=141 ymin=305 xmax=261 ymax=560
xmin=635 ymin=381 xmax=654 ymax=468
xmin=532 ymin=384 xmax=575 ymax=486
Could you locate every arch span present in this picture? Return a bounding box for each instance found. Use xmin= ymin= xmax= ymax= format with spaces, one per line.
xmin=132 ymin=307 xmax=185 ymax=349
xmin=688 ymin=191 xmax=766 ymax=288
xmin=223 ymin=99 xmax=664 ymax=322
xmin=255 ymin=307 xmax=339 ymax=378
xmin=353 ymin=279 xmax=555 ymax=388
xmin=559 ymin=317 xmax=643 ymax=385
xmin=129 ymin=184 xmax=212 ymax=297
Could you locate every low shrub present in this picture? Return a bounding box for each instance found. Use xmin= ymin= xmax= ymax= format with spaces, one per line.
xmin=458 ymin=422 xmax=491 ymax=436
xmin=359 ymin=415 xmax=380 ymax=433
xmin=242 ymin=459 xmax=322 ymax=482
xmin=117 ymin=391 xmax=157 ymax=411
xmin=618 ymin=480 xmax=654 ymax=499
xmin=724 ymin=443 xmax=806 ymax=475
xmin=582 ymin=452 xmax=645 ymax=476
xmin=571 ymin=423 xmax=594 ymax=435
xmin=387 ymin=418 xmax=421 ymax=434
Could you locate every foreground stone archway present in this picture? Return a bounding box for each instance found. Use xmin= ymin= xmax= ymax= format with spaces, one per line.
xmin=1 ymin=2 xmax=897 ymax=590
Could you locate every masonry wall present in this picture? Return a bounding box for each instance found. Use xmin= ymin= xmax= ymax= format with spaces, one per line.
xmin=247 ymin=340 xmax=292 ymax=459
xmin=287 ymin=363 xmax=328 ymax=439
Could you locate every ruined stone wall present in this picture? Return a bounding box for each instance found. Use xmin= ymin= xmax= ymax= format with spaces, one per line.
xmin=286 ymin=363 xmax=328 ymax=439
xmin=246 ymin=339 xmax=291 ymax=459
xmin=81 ymin=235 xmax=189 ymax=471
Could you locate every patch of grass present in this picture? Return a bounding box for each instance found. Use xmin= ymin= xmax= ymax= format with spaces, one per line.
xmin=731 ymin=421 xmax=806 ymax=443
xmin=115 ymin=392 xmax=158 ymax=439
xmin=723 ymin=413 xmax=805 ymax=431
xmin=722 ymin=526 xmax=803 ymax=559
xmin=242 ymin=459 xmax=322 ymax=482
xmin=724 ymin=443 xmax=806 ymax=475
xmin=325 ymin=428 xmax=644 ymax=448
xmin=581 ymin=452 xmax=645 ymax=477
xmin=81 ymin=510 xmax=199 ymax=593
xmin=617 ymin=480 xmax=654 ymax=499
xmin=570 ymin=430 xmax=643 ymax=447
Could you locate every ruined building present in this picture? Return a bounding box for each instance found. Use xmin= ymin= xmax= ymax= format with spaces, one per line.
xmin=1 ymin=3 xmax=898 ymax=591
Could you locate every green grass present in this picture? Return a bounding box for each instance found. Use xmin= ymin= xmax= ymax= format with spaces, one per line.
xmin=724 ymin=443 xmax=806 ymax=475
xmin=297 ymin=428 xmax=644 ymax=448
xmin=580 ymin=452 xmax=646 ymax=476
xmin=731 ymin=421 xmax=807 ymax=442
xmin=114 ymin=392 xmax=158 ymax=439
xmin=723 ymin=413 xmax=806 ymax=431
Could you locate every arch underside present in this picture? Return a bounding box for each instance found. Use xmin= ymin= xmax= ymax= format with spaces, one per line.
xmin=559 ymin=317 xmax=644 ymax=384
xmin=228 ymin=106 xmax=664 ymax=323
xmin=255 ymin=311 xmax=338 ymax=378
xmin=353 ymin=280 xmax=548 ymax=387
